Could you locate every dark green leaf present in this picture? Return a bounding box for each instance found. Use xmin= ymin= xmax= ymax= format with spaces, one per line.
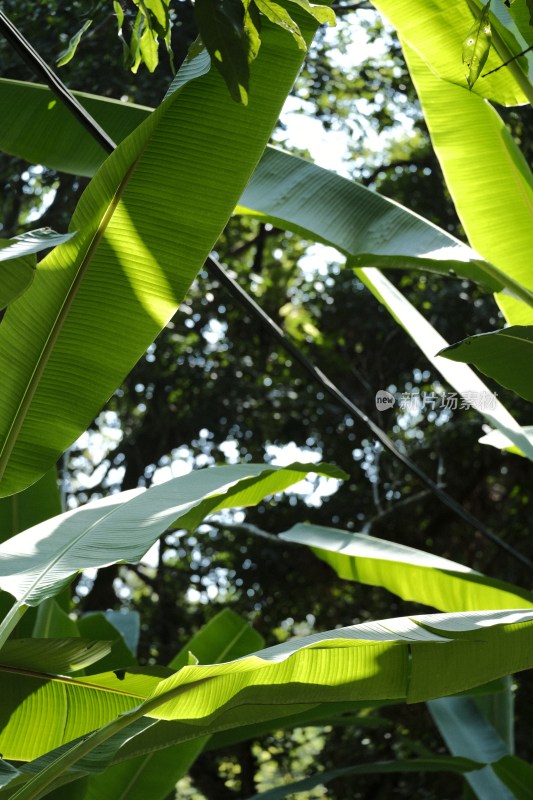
xmin=0 ymin=638 xmax=112 ymax=674
xmin=77 ymin=614 xmax=136 ymax=674
xmin=0 ymin=468 xmax=60 ymax=544
xmin=439 ymin=325 xmax=533 ymax=402
xmin=194 ymin=0 xmax=250 ymax=104
xmin=463 ymin=1 xmax=492 ymax=89
xmin=0 ymin=256 xmax=34 ymax=312
xmin=492 ymin=755 xmax=533 ymax=800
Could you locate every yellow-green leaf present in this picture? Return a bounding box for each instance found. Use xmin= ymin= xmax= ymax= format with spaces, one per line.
xmin=463 ymin=1 xmax=492 ymax=88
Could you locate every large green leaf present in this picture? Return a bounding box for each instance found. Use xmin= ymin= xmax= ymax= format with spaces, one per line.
xmin=237 ymin=148 xmax=533 ymax=461
xmin=0 ymin=10 xmax=322 ymax=499
xmin=440 ymin=325 xmax=533 ymax=401
xmin=7 ymin=610 xmax=533 ymax=797
xmin=492 ymin=755 xmax=533 ymax=800
xmin=280 ymin=523 xmax=533 ymax=612
xmin=0 ymin=79 xmax=150 ymax=177
xmin=370 ymin=0 xmax=531 ymax=104
xmin=239 ymin=147 xmax=478 ymax=262
xmin=0 ymin=665 xmax=168 ymax=762
xmin=400 ymin=41 xmax=533 ymax=327
xmin=84 ymin=609 xmax=264 ymax=800
xmin=0 ymin=463 xmax=344 ymax=643
xmin=0 ymin=638 xmax=111 ymax=674
xmin=2 ymin=79 xmax=530 ymax=300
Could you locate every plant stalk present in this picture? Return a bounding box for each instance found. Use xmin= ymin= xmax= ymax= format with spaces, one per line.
xmin=0 ymin=602 xmax=27 ymax=651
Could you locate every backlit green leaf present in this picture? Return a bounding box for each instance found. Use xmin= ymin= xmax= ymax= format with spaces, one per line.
xmin=254 ymin=0 xmax=306 ymax=50
xmin=56 ymin=20 xmax=93 ymax=68
xmin=399 ymin=41 xmax=533 ymax=327
xmin=463 ymin=1 xmax=492 ymax=89
xmin=370 ymin=0 xmax=528 ymax=105
xmin=281 ymin=523 xmax=533 ymax=612
xmin=286 ymin=0 xmax=336 ymax=26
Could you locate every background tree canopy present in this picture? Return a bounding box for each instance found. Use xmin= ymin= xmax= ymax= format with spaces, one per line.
xmin=0 ymin=1 xmax=532 ymax=798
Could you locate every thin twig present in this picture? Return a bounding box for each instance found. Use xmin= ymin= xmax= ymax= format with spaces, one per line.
xmin=482 ymin=44 xmax=533 ymax=78
xmin=362 ymin=489 xmax=434 ymax=534
xmin=203 ymin=519 xmax=289 ymax=544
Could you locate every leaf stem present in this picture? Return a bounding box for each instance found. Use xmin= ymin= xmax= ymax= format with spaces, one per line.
xmin=0 ymin=602 xmax=27 ymax=651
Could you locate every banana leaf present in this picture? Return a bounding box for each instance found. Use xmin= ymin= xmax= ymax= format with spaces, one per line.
xmin=428 ymin=696 xmax=513 ymax=799
xmin=280 ymin=522 xmax=533 ymax=612
xmin=0 ymin=462 xmax=344 ymax=644
xmin=84 ymin=608 xmax=264 ymax=800
xmin=440 ymin=325 xmax=533 ymax=402
xmin=370 ymin=0 xmax=532 ymax=104
xmin=6 ymin=609 xmax=533 ymax=796
xmin=400 ymin=40 xmax=533 ymax=327
xmin=0 ymin=8 xmax=321 ymax=498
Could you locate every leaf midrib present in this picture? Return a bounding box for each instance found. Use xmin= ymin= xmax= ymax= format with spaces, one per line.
xmin=0 ymin=664 xmax=145 ymax=699
xmin=0 ymin=159 xmax=140 ymax=483
xmin=10 ymin=490 xmax=145 ymax=609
